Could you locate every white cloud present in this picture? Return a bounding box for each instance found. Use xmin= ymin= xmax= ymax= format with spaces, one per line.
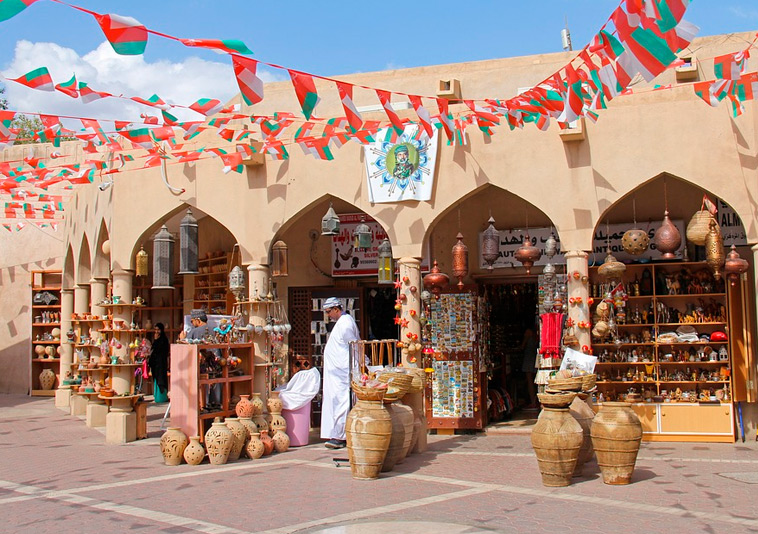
xmin=1 ymin=40 xmax=285 ymax=125
xmin=728 ymin=6 xmax=758 ymax=20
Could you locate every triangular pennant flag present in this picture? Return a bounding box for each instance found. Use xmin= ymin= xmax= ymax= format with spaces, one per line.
xmin=11 ymin=67 xmax=53 ymax=91
xmin=408 ymin=95 xmax=434 ymax=139
xmin=336 ymin=82 xmax=363 ymax=132
xmin=94 ymin=13 xmax=148 ymax=55
xmin=77 ymin=82 xmax=111 ymax=104
xmin=189 ymin=98 xmax=223 ymax=116
xmin=436 ymin=98 xmax=455 ymax=141
xmin=714 ymin=51 xmax=749 ymax=80
xmin=232 ymin=56 xmax=264 ymax=106
xmin=131 ymin=94 xmax=169 ymax=109
xmin=376 ymin=89 xmax=405 ymax=134
xmin=179 ymin=38 xmax=253 ymax=55
xmin=0 ymin=0 xmax=37 ymax=22
xmin=289 ymin=70 xmax=320 ymax=120
xmin=54 ymin=73 xmax=78 ymax=98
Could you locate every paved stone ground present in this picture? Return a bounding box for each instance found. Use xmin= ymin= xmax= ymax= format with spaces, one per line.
xmin=3 ymin=394 xmax=758 ymax=534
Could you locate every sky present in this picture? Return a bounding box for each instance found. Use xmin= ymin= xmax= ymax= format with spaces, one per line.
xmin=0 ymin=0 xmax=757 ymax=123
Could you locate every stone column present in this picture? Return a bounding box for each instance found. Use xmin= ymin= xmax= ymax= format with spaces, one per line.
xmin=70 ymin=283 xmax=91 ymax=416
xmin=397 ymin=257 xmax=427 ymax=452
xmin=90 ymin=277 xmax=109 ymax=318
xmin=248 ymin=263 xmax=270 ymax=400
xmin=86 ymin=277 xmax=111 ymax=428
xmin=565 ymin=250 xmax=591 ymax=351
xmin=73 ymin=283 xmax=90 ymax=314
xmin=110 ymin=269 xmax=134 ymax=362
xmin=55 ymin=288 xmax=74 ymax=411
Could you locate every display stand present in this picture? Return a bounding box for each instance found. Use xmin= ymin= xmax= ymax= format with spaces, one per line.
xmin=30 ymin=270 xmax=62 ymax=396
xmin=192 ymin=252 xmax=232 ymax=314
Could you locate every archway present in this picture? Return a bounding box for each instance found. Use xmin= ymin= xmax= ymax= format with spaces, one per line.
xmin=76 ymin=235 xmax=92 ymax=286
xmin=92 ymin=220 xmax=110 ymax=280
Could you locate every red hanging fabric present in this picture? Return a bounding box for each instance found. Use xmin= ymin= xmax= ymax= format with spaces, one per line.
xmin=539 ymin=312 xmax=565 ymax=359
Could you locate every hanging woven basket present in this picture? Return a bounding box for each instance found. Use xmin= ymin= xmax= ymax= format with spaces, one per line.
xmin=686 ymin=210 xmax=712 ymax=246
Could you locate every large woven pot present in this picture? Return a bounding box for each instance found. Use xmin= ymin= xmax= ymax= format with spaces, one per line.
xmin=531 ymin=407 xmax=583 ymax=487
xmin=686 ymin=210 xmax=712 ymax=246
xmin=346 ymin=399 xmax=391 ymax=480
xmin=591 ymin=402 xmax=642 ymax=485
xmin=568 ymin=394 xmax=595 ymax=477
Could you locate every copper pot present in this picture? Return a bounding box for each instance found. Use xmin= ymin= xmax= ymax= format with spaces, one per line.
xmin=422 ymin=260 xmax=449 ymax=299
xmin=514 ymin=233 xmax=541 ymax=274
xmin=724 ymin=244 xmax=748 ymax=285
xmin=654 ymin=210 xmax=681 ymax=259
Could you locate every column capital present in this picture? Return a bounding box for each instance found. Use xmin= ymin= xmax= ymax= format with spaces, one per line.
xmin=111 ymin=269 xmax=134 ymax=278
xmin=751 ymin=244 xmax=758 ymax=252
xmin=90 ymin=276 xmax=110 ymax=283
xmin=247 ymin=263 xmax=268 ymax=273
xmin=397 ymin=257 xmax=422 ymax=265
xmin=564 ymin=250 xmax=589 ymax=260
xmin=61 ymin=288 xmax=74 ymax=294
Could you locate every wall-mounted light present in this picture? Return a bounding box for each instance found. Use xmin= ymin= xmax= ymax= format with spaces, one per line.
xmin=321 ymin=203 xmax=340 ymax=236
xmin=272 ymin=240 xmax=288 ymax=277
xmin=377 ymin=238 xmax=393 ymax=284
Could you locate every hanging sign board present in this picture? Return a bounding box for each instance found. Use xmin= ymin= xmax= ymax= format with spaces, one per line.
xmin=717 ymin=199 xmax=747 ymax=246
xmin=331 ymin=214 xmax=387 ymax=277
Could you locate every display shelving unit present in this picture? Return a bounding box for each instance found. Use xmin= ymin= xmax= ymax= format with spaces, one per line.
xmin=30 ymin=270 xmax=62 ymax=396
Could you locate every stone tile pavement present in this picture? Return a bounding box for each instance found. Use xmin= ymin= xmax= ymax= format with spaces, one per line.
xmin=2 ymin=394 xmax=758 ymax=533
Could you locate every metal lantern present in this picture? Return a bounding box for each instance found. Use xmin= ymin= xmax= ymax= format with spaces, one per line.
xmin=724 ymin=244 xmax=749 ymax=286
xmin=271 ymin=240 xmax=288 ymax=277
xmin=177 ymin=208 xmax=199 ymax=275
xmin=598 ymin=251 xmax=626 ymax=279
xmin=135 ymin=245 xmax=148 ymax=277
xmin=543 ymin=262 xmax=556 ymax=283
xmin=451 ymin=232 xmax=469 ymax=288
xmin=545 ymin=233 xmax=558 ymax=259
xmin=422 ymin=260 xmax=449 ymax=299
xmin=622 ymin=228 xmax=650 ymax=256
xmin=229 ymin=265 xmax=246 ymax=301
xmin=514 ymin=233 xmax=541 ymax=274
xmin=321 ymin=203 xmax=340 ymax=236
xmin=654 ymin=210 xmax=681 ymax=259
xmin=353 ymin=216 xmax=372 ymax=250
xmin=481 ymin=216 xmax=500 ymax=270
xmin=152 ymin=225 xmax=175 ymax=289
xmin=705 ymin=217 xmax=725 ymax=280
xmin=377 ymin=238 xmax=393 ymax=284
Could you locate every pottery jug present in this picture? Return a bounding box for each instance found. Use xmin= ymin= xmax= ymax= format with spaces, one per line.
xmin=224 ymin=417 xmax=246 ymax=461
xmin=272 ymin=429 xmax=290 ymax=453
xmin=235 ymin=394 xmax=254 ymax=418
xmin=160 ymin=427 xmax=188 ymax=466
xmin=204 ymin=417 xmax=233 ymax=465
xmin=531 ymin=407 xmax=584 ymax=487
xmin=250 ymin=392 xmax=264 ymax=415
xmin=569 ymin=393 xmax=595 ymax=477
xmin=246 ymin=432 xmax=265 ymax=459
xmin=346 ymin=399 xmax=392 ymax=480
xmin=39 ymin=368 xmax=56 ymax=390
xmin=591 ymin=402 xmax=642 ymax=485
xmin=183 ymin=436 xmax=205 ymax=465
xmin=259 ymin=429 xmax=274 ymax=455
xmin=267 ymin=391 xmax=283 ymax=414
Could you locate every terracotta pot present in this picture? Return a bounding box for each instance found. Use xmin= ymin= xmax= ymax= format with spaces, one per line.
xmin=246 ymin=432 xmax=265 ymax=459
xmin=259 ymin=429 xmax=274 ymax=456
xmin=531 ymin=407 xmax=583 ymax=487
xmin=183 ymin=436 xmax=205 ymax=465
xmin=347 ymin=399 xmax=392 ymax=480
xmin=267 ymin=391 xmax=283 ymax=414
xmin=272 ymin=429 xmax=290 ymax=453
xmin=253 ymin=414 xmax=269 ymax=434
xmin=238 ymin=417 xmax=256 ymax=452
xmin=160 ymin=427 xmax=188 ymax=466
xmin=251 ymin=393 xmax=264 ymax=416
xmin=591 ymin=402 xmax=642 ymax=485
xmin=569 ymin=393 xmax=595 ymax=477
xmin=224 ymin=417 xmax=246 ymax=461
xmin=204 ymin=418 xmax=233 ymax=465
xmin=269 ymin=412 xmax=287 ymax=433
xmin=235 ymin=394 xmax=254 ymax=418
xmin=39 ymin=368 xmax=56 ymax=390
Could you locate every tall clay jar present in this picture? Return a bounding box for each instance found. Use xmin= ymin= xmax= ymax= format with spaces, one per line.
xmin=267 ymin=390 xmax=283 ymax=414
xmin=346 ymin=398 xmax=392 ymax=479
xmin=272 ymin=429 xmax=290 ymax=453
xmin=246 ymin=432 xmax=265 ymax=459
xmin=569 ymin=393 xmax=595 ymax=477
xmin=531 ymin=407 xmax=584 ymax=487
xmin=235 ymin=395 xmax=254 ymax=418
xmin=204 ymin=417 xmax=233 ymax=465
xmin=250 ymin=392 xmax=264 ymax=415
xmin=183 ymin=436 xmax=205 ymax=465
xmin=225 ymin=417 xmax=247 ymax=461
xmin=591 ymin=402 xmax=643 ymax=485
xmin=381 ymin=401 xmax=408 ymax=472
xmin=160 ymin=427 xmax=188 ymax=466
xmin=392 ymin=402 xmax=414 ymax=463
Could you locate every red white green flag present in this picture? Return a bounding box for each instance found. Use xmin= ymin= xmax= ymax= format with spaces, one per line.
xmin=299 ymin=137 xmax=334 ymax=161
xmin=189 ymin=98 xmax=224 ymax=116
xmin=54 ymin=74 xmax=78 ymax=98
xmin=179 ymin=38 xmax=253 ymax=55
xmin=78 ymin=82 xmax=111 ymax=104
xmin=714 ymin=51 xmax=749 ymax=80
xmin=289 ymin=70 xmax=320 ymax=120
xmin=232 ymin=56 xmax=264 ymax=106
xmin=219 ymin=151 xmax=244 ymax=174
xmin=693 ymin=81 xmax=722 ymax=107
xmin=436 ymin=98 xmax=455 ymax=141
xmin=557 ymin=63 xmax=584 ymax=124
xmin=376 ymin=90 xmax=405 ymax=134
xmin=336 ymin=82 xmax=363 ymax=132
xmin=612 ymin=7 xmax=678 ymax=82
xmin=408 ymin=95 xmax=434 ymax=139
xmin=131 ymin=94 xmax=169 ymax=109
xmin=0 ymin=110 xmax=15 ymax=138
xmin=118 ymin=127 xmax=154 ymax=149
xmin=11 ymin=67 xmax=53 ymax=91
xmin=0 ymin=0 xmax=36 ymax=22
xmin=94 ymin=13 xmax=148 ymax=55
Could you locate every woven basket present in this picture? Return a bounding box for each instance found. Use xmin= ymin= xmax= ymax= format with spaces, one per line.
xmin=547 ymin=376 xmax=584 ymax=392
xmin=377 ymin=372 xmax=413 ymax=397
xmin=405 ymin=368 xmax=426 ymax=393
xmin=538 ymin=391 xmax=577 ymax=408
xmin=351 ymin=382 xmax=387 ymax=402
xmin=581 ymin=374 xmax=597 ymax=391
xmin=686 ymin=210 xmax=712 ymax=246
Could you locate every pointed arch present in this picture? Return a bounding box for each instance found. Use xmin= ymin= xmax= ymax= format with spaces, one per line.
xmin=76 ymin=234 xmax=92 ymax=285
xmin=92 ymin=219 xmax=110 ymax=279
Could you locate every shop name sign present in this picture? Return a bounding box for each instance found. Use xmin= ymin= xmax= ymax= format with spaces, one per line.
xmin=331 ymin=214 xmax=387 ymax=277
xmin=717 ymin=199 xmax=747 ymax=246
xmin=477 ymin=227 xmax=564 ymax=270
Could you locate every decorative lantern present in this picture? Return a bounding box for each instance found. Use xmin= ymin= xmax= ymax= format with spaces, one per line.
xmin=353 ymin=215 xmax=372 ymax=250
xmin=542 ymin=262 xmax=556 ymax=283
xmin=177 ymin=208 xmax=199 ymax=275
xmin=451 ymin=233 xmax=468 ymax=289
xmin=514 ymin=233 xmax=541 ymax=274
xmin=704 ymin=218 xmax=725 ymax=280
xmin=228 ymin=265 xmax=246 ymax=301
xmin=321 ymin=203 xmax=340 ymax=236
xmin=377 ymin=238 xmax=393 ymax=284
xmin=271 ymin=240 xmax=288 ymax=277
xmin=654 ymin=210 xmax=681 ymax=259
xmin=724 ymin=244 xmax=749 ymax=286
xmin=481 ymin=216 xmax=500 ymax=270
xmin=152 ymin=225 xmax=175 ymax=289
xmin=622 ymin=228 xmax=650 ymax=256
xmin=135 ymin=245 xmax=148 ymax=277
xmin=545 ymin=233 xmax=558 ymax=259
xmin=422 ymin=260 xmax=449 ymax=299
xmin=598 ymin=251 xmax=626 ymax=280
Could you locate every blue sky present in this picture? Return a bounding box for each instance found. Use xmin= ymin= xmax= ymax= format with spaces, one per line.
xmin=0 ymin=1 xmax=756 ymax=121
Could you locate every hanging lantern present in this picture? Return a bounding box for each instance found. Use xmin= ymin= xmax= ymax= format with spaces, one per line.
xmin=598 ymin=251 xmax=626 ymax=280
xmin=705 ymin=218 xmax=725 ymax=280
xmin=451 ymin=233 xmax=468 ymax=289
xmin=481 ymin=216 xmax=500 ymax=270
xmin=321 ymin=203 xmax=340 ymax=236
xmin=514 ymin=232 xmax=541 ymax=274
xmin=622 ymin=228 xmax=650 ymax=256
xmin=542 ymin=262 xmax=556 ymax=283
xmin=353 ymin=215 xmax=372 ymax=250
xmin=152 ymin=225 xmax=175 ymax=289
xmin=377 ymin=238 xmax=393 ymax=284
xmin=135 ymin=245 xmax=148 ymax=277
xmin=545 ymin=233 xmax=558 ymax=259
xmin=271 ymin=240 xmax=288 ymax=277
xmin=228 ymin=265 xmax=246 ymax=301
xmin=724 ymin=244 xmax=749 ymax=286
xmin=177 ymin=208 xmax=199 ymax=275
xmin=654 ymin=210 xmax=681 ymax=260
xmin=422 ymin=260 xmax=449 ymax=299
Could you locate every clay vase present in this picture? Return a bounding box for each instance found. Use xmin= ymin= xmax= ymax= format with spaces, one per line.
xmin=253 ymin=414 xmax=269 ymax=434
xmin=591 ymin=402 xmax=642 ymax=485
xmin=267 ymin=391 xmax=283 ymax=414
xmin=183 ymin=436 xmax=205 ymax=465
xmin=531 ymin=407 xmax=584 ymax=487
xmin=235 ymin=394 xmax=254 ymax=418
xmin=39 ymin=368 xmax=56 ymax=390
xmin=246 ymin=432 xmax=265 ymax=459
xmin=35 ymin=345 xmax=45 ymax=357
xmin=159 ymin=427 xmax=188 ymax=466
xmin=569 ymin=393 xmax=595 ymax=477
xmin=272 ymin=429 xmax=290 ymax=453
xmin=347 ymin=399 xmax=392 ymax=480
xmin=250 ymin=392 xmax=264 ymax=416
xmin=238 ymin=417 xmax=256 ymax=452
xmin=259 ymin=429 xmax=274 ymax=456
xmin=224 ymin=417 xmax=246 ymax=461
xmin=204 ymin=417 xmax=233 ymax=465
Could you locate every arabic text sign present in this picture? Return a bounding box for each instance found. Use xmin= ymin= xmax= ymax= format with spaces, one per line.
xmin=331 ymin=214 xmax=387 ymax=277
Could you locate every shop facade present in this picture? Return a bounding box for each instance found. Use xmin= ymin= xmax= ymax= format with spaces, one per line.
xmin=1 ymin=31 xmax=757 ymax=442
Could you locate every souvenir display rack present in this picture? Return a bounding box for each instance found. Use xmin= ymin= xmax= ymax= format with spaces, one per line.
xmin=589 ymin=261 xmax=736 ymax=441
xmin=30 ymin=270 xmax=62 ymax=396
xmin=132 ymin=283 xmax=184 ymax=339
xmin=191 ymin=252 xmax=232 ymax=314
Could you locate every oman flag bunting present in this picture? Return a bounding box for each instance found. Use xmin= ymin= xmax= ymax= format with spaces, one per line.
xmin=190 ymin=98 xmax=224 ymax=116
xmin=0 ymin=0 xmax=36 ymax=22
xmin=11 ymin=67 xmax=54 ymax=91
xmin=408 ymin=95 xmax=434 ymax=139
xmin=714 ymin=51 xmax=749 ymax=80
xmin=180 ymin=39 xmax=253 ymax=55
xmin=78 ymin=82 xmax=111 ymax=104
xmin=557 ymin=63 xmax=584 ymax=124
xmin=54 ymin=74 xmax=78 ymax=98
xmin=376 ymin=90 xmax=405 ymax=134
xmin=336 ymin=82 xmax=363 ymax=132
xmin=95 ymin=13 xmax=148 ymax=55
xmin=289 ymin=70 xmax=320 ymax=120
xmin=232 ymin=56 xmax=264 ymax=106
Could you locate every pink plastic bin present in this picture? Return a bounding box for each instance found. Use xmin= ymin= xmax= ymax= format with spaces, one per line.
xmin=282 ymin=401 xmax=311 ymax=447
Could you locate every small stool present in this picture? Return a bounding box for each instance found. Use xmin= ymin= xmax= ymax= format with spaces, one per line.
xmin=134 ymin=401 xmax=148 ymax=440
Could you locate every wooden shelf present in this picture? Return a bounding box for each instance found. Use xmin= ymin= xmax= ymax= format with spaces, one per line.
xmin=32 ymin=340 xmax=60 ymax=345
xmin=32 ymin=323 xmax=61 ymax=327
xmin=30 ymin=390 xmax=56 ymax=397
xmin=32 ymin=305 xmax=61 ymax=310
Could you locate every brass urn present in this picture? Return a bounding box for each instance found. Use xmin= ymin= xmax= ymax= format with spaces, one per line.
xmin=514 ymin=233 xmax=541 ymax=274
xmin=598 ymin=251 xmax=626 ymax=279
xmin=654 ymin=210 xmax=681 ymax=259
xmin=724 ymin=244 xmax=749 ymax=285
xmin=422 ymin=260 xmax=450 ymax=299
xmin=704 ymin=218 xmax=725 ymax=279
